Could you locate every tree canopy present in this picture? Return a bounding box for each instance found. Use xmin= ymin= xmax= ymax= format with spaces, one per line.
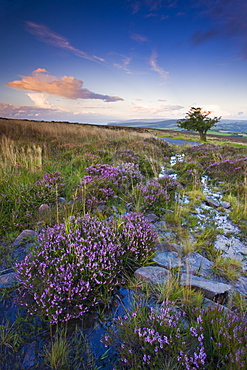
xmin=177 ymin=107 xmax=221 ymax=141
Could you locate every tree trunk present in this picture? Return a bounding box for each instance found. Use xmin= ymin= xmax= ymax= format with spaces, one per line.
xmin=199 ymin=131 xmax=207 ymax=142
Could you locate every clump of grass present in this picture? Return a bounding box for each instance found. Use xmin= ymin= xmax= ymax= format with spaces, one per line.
xmin=211 ymin=256 xmax=242 ymax=281
xmin=45 ymin=329 xmax=70 ymax=370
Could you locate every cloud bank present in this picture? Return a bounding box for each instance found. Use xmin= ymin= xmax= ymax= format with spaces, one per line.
xmin=6 ymin=69 xmax=123 ymax=102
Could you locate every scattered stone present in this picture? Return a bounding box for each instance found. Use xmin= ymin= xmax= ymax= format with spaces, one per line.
xmin=221 ymin=200 xmax=231 ymax=209
xmin=202 ymin=298 xmax=229 ymax=313
xmin=180 ymin=273 xmax=232 ymax=300
xmin=22 ymin=341 xmax=37 ymax=368
xmin=0 ymin=272 xmax=18 ymax=289
xmin=38 ymin=203 xmax=50 ymax=212
xmin=145 ymin=213 xmax=159 ymax=223
xmin=153 ymin=251 xmax=182 ymax=269
xmin=205 ymin=196 xmax=221 ymax=208
xmin=135 ymin=266 xmax=171 ymax=285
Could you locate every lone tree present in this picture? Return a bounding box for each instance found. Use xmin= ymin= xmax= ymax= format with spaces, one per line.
xmin=177 ymin=107 xmax=221 ymax=142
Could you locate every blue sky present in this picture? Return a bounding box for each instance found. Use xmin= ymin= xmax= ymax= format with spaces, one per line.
xmin=0 ymin=0 xmax=247 ymax=123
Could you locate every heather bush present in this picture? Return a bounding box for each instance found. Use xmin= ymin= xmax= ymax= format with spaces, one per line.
xmin=129 ymin=176 xmax=179 ymax=213
xmin=79 ymin=163 xmax=143 ymax=212
xmin=173 ymin=161 xmax=203 ymax=189
xmin=113 ymin=212 xmax=157 ymax=270
xmin=104 ymin=302 xmax=207 ymax=370
xmin=17 ymin=213 xmax=157 ymax=323
xmin=17 ymin=215 xmax=124 ymax=323
xmin=195 ymin=306 xmax=247 ymax=369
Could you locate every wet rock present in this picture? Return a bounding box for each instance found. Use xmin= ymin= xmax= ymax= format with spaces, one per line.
xmin=0 ymin=272 xmax=18 ymax=288
xmin=153 ymin=251 xmax=182 ymax=270
xmin=183 ymin=252 xmax=213 ymax=276
xmin=205 ymin=196 xmax=221 ymax=208
xmin=145 ymin=213 xmax=159 ymax=223
xmin=22 ymin=341 xmax=37 ymax=368
xmin=180 ymin=273 xmax=232 ymax=300
xmin=221 ymin=200 xmax=231 ymax=209
xmin=38 ymin=203 xmax=50 ymax=212
xmin=202 ymin=298 xmax=229 ymax=313
xmin=135 ymin=266 xmax=171 ymax=285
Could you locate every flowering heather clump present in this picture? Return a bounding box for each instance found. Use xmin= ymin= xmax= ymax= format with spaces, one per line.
xmin=17 ymin=215 xmax=124 ymax=324
xmin=79 ymin=163 xmax=143 ymax=211
xmin=206 ymin=157 xmax=247 ymax=183
xmin=104 ymin=302 xmax=206 ymax=370
xmin=114 ymin=212 xmax=157 ymax=269
xmin=197 ymin=306 xmax=247 ymax=369
xmin=130 ymin=180 xmax=170 ymax=213
xmin=17 ymin=213 xmax=157 ymax=323
xmin=114 ymin=149 xmax=140 ymax=166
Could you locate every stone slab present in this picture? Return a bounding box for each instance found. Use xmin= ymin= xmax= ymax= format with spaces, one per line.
xmin=180 ymin=273 xmax=232 ymax=300
xmin=0 ymin=272 xmax=18 ymax=289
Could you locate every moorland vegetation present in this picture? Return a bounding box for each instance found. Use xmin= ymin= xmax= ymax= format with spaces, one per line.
xmin=1 ymin=118 xmax=247 ymax=369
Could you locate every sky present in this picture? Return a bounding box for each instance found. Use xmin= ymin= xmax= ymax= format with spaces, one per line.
xmin=0 ymin=0 xmax=247 ymax=124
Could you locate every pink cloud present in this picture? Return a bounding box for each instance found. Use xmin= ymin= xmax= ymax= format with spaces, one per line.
xmin=6 ymin=69 xmax=123 ymax=102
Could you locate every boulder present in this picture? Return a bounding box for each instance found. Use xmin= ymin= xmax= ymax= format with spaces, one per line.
xmin=135 ymin=266 xmax=171 ymax=285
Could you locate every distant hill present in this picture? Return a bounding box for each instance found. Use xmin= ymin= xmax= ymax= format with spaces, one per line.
xmin=108 ymin=119 xmax=247 ymax=136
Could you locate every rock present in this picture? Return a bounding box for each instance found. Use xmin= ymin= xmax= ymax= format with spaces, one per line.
xmin=153 ymin=251 xmax=182 ymax=270
xmin=38 ymin=203 xmax=50 ymax=212
xmin=183 ymin=252 xmax=213 ymax=276
xmin=145 ymin=213 xmax=159 ymax=223
xmin=221 ymin=200 xmax=231 ymax=209
xmin=0 ymin=272 xmax=18 ymax=288
xmin=205 ymin=196 xmax=221 ymax=208
xmin=11 ymin=230 xmax=38 ymax=264
xmin=180 ymin=273 xmax=232 ymax=300
xmin=135 ymin=266 xmax=171 ymax=285
xmin=22 ymin=341 xmax=37 ymax=368
xmin=12 ymin=230 xmax=37 ymax=247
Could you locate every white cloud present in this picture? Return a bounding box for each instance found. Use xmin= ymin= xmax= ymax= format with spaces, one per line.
xmin=150 ymin=50 xmax=169 ymax=81
xmin=130 ymin=33 xmax=149 ymax=43
xmin=6 ymin=69 xmax=123 ymax=102
xmin=132 ymin=103 xmax=183 ymax=115
xmin=25 ymin=22 xmax=105 ymax=63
